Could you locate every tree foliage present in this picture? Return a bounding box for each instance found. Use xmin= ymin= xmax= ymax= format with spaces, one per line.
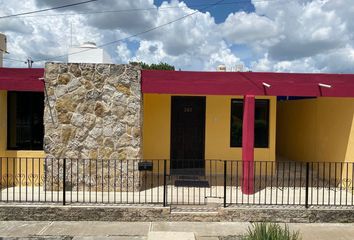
xmin=130 ymin=61 xmax=175 ymax=70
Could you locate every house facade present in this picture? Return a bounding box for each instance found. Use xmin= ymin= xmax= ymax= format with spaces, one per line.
xmin=0 ymin=63 xmax=354 ymax=195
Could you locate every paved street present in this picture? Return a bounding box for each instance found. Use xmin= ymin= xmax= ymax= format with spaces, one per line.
xmin=1 ymin=221 xmax=354 ymax=240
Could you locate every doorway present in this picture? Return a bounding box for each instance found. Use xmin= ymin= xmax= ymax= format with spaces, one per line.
xmin=170 ymin=96 xmax=206 ymax=175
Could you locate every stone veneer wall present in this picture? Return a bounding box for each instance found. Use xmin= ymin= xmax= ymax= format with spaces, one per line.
xmin=2 ymin=205 xmax=354 ymax=222
xmin=43 ymin=63 xmax=142 ymax=191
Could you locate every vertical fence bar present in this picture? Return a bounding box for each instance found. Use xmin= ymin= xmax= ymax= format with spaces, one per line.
xmin=31 ymin=158 xmax=34 ymax=202
xmin=13 ymin=158 xmax=15 ymax=202
xmin=311 ymin=162 xmax=313 ymax=205
xmin=132 ymin=160 xmax=134 ymax=204
xmin=252 ymin=161 xmax=256 ymax=205
xmin=275 ymin=161 xmax=279 ymax=205
xmin=89 ymin=159 xmax=92 ymax=203
xmin=270 ymin=161 xmax=273 ymax=205
xmin=7 ymin=158 xmax=9 ymax=202
xmin=215 ymin=160 xmax=217 ymax=198
xmin=77 ymin=159 xmax=79 ymax=203
xmin=163 ymin=159 xmax=167 ymax=207
xmin=230 ymin=161 xmax=233 ymax=205
xmin=352 ymin=163 xmax=354 ymax=206
xmin=345 ymin=162 xmax=348 ymax=206
xmin=317 ymin=162 xmax=319 ymax=205
xmin=57 ymin=158 xmax=60 ymax=202
xmin=126 ymin=161 xmax=128 ymax=203
xmin=322 ymin=162 xmax=325 ymax=206
xmin=305 ymin=162 xmax=310 ymax=208
xmin=70 ymin=159 xmax=73 ymax=203
xmin=102 ymin=159 xmax=104 ymax=203
xmin=265 ymin=161 xmax=268 ymax=205
xmin=108 ymin=159 xmax=111 ymax=204
xmin=83 ymin=159 xmax=86 ymax=203
xmin=258 ymin=162 xmax=262 ymax=205
xmin=26 ymin=158 xmax=28 ymax=202
xmin=120 ymin=160 xmax=122 ymax=203
xmin=223 ymin=160 xmax=227 ymax=208
xmin=328 ymin=162 xmax=331 ymax=205
xmin=38 ymin=158 xmax=41 ymax=202
xmin=0 ymin=157 xmax=2 ymax=202
xmin=150 ymin=161 xmax=153 ymax=204
xmin=63 ymin=158 xmax=66 ymax=205
xmin=334 ymin=163 xmax=337 ymax=206
xmin=114 ymin=159 xmax=117 ymax=204
xmin=44 ymin=158 xmax=47 ymax=202
xmin=299 ymin=162 xmax=302 ymax=205
xmin=281 ymin=162 xmax=285 ymax=205
xmin=96 ymin=159 xmax=98 ymax=203
xmin=293 ymin=162 xmax=296 ymax=205
xmin=236 ymin=161 xmax=239 ymax=205
xmin=287 ymin=162 xmax=291 ymax=205
xmin=157 ymin=160 xmax=160 ymax=203
xmin=340 ymin=162 xmax=343 ymax=205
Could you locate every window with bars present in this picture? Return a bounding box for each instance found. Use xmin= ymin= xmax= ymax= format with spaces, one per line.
xmin=230 ymin=99 xmax=270 ymax=148
xmin=7 ymin=91 xmax=44 ymax=150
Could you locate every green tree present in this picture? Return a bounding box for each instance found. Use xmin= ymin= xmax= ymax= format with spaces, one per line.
xmin=130 ymin=61 xmax=175 ymax=70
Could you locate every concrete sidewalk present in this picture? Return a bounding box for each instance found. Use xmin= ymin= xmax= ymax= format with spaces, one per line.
xmin=1 ymin=221 xmax=354 ymax=240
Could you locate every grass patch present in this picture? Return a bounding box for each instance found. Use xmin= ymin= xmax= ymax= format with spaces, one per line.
xmin=242 ymin=222 xmax=301 ymax=240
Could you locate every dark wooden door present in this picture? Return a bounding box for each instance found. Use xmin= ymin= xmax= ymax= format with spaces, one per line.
xmin=170 ymin=96 xmax=206 ymax=175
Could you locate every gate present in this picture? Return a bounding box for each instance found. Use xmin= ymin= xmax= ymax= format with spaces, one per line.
xmin=165 ymin=160 xmax=226 ymax=206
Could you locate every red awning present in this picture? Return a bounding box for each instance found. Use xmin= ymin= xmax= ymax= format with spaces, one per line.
xmin=0 ymin=68 xmax=44 ymax=92
xmin=141 ymin=70 xmax=354 ymax=97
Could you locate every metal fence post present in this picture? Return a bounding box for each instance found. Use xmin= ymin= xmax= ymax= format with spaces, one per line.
xmin=305 ymin=162 xmax=310 ymax=209
xmin=63 ymin=158 xmax=66 ymax=206
xmin=163 ymin=160 xmax=167 ymax=207
xmin=224 ymin=160 xmax=227 ymax=208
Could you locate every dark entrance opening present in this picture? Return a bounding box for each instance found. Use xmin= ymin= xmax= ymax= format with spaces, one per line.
xmin=170 ymin=96 xmax=206 ymax=176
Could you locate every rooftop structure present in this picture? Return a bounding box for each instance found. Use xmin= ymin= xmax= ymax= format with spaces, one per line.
xmin=68 ymin=42 xmax=112 ymax=64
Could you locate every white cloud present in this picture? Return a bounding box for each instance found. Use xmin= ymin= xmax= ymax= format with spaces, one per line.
xmin=252 ymin=0 xmax=351 ymax=60
xmin=1 ymin=0 xmax=354 ymax=73
xmin=0 ymin=19 xmax=34 ymax=34
xmin=115 ymin=42 xmax=132 ymax=64
xmin=35 ymin=0 xmax=157 ymax=32
xmin=252 ymin=45 xmax=354 ymax=73
xmin=221 ymin=12 xmax=279 ymax=44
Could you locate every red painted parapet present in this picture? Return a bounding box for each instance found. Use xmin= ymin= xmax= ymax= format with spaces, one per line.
xmin=242 ymin=95 xmax=255 ymax=195
xmin=142 ymin=70 xmax=354 ymax=97
xmin=0 ymin=67 xmax=44 ymax=92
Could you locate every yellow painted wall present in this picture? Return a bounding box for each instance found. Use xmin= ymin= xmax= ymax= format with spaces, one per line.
xmin=0 ymin=91 xmax=44 ymax=187
xmin=143 ymin=94 xmax=277 ymax=174
xmin=205 ymin=95 xmax=276 ymax=162
xmin=277 ymin=97 xmax=354 ymax=163
xmin=277 ymin=97 xmax=354 ymax=180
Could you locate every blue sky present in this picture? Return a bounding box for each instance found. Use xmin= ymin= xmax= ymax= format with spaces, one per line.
xmin=154 ymin=0 xmax=255 ymax=23
xmin=1 ymin=0 xmax=354 ymax=73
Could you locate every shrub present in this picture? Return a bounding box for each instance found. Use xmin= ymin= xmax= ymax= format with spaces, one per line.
xmin=242 ymin=222 xmax=301 ymax=240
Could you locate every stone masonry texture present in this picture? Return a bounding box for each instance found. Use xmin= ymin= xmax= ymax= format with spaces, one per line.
xmin=1 ymin=205 xmax=354 ymax=223
xmin=43 ymin=63 xmax=142 ymax=191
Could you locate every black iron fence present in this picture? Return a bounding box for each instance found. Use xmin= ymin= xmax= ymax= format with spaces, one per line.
xmin=0 ymin=158 xmax=353 ymax=208
xmin=225 ymin=161 xmax=354 ymax=207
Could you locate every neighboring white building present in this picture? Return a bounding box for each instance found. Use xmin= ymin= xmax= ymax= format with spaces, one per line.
xmin=216 ymin=64 xmax=246 ymax=72
xmin=0 ymin=33 xmax=7 ymax=67
xmin=216 ymin=64 xmax=226 ymax=71
xmin=68 ymin=42 xmax=112 ymax=64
